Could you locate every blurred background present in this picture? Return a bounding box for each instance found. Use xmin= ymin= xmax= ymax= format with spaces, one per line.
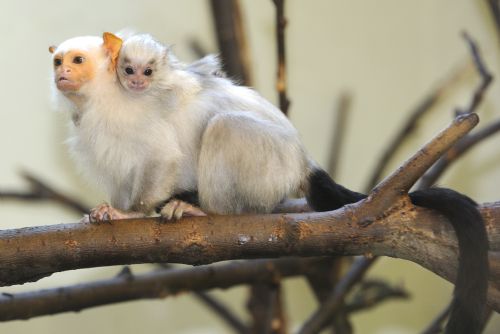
xmin=0 ymin=0 xmax=499 ymax=333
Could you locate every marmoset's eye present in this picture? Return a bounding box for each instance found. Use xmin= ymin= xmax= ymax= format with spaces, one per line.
xmin=54 ymin=58 xmax=62 ymax=67
xmin=125 ymin=67 xmax=134 ymax=75
xmin=144 ymin=68 xmax=153 ymax=76
xmin=73 ymin=56 xmax=84 ymax=64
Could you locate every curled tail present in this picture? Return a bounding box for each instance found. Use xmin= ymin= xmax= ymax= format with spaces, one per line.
xmin=306 ymin=168 xmax=489 ymax=334
xmin=410 ymin=188 xmax=489 ymax=334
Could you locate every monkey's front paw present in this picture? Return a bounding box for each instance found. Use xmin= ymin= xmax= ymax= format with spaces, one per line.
xmin=160 ymin=200 xmax=207 ymax=221
xmin=89 ymin=203 xmax=114 ymax=223
xmin=89 ymin=203 xmax=142 ymax=223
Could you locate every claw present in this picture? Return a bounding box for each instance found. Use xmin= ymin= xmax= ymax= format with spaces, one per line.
xmin=86 ymin=202 xmax=145 ymax=223
xmin=160 ymin=199 xmax=207 ymax=221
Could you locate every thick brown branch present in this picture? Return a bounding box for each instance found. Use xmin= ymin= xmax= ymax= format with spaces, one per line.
xmin=1 ymin=202 xmax=500 ymax=305
xmin=365 ymin=113 xmax=478 ymax=213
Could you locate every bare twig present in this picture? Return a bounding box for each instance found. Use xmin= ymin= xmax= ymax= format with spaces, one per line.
xmin=298 ymin=257 xmax=375 ymax=334
xmin=157 ymin=263 xmax=249 ymax=334
xmin=417 ymin=32 xmax=494 ymax=189
xmin=0 ymin=257 xmax=327 ymax=322
xmin=194 ymin=291 xmax=249 ymax=334
xmin=455 ymin=32 xmax=493 ymax=115
xmin=420 ymin=303 xmax=452 ymax=334
xmin=272 ymin=0 xmax=290 ymax=114
xmin=0 ymin=171 xmax=89 ymax=214
xmin=417 ymin=119 xmax=500 ymax=189
xmin=344 ymin=280 xmax=409 ymax=314
xmin=210 ymin=0 xmax=252 ymax=85
xmin=365 ymin=63 xmax=468 ymax=191
xmin=188 ymin=39 xmax=209 ymax=59
xmin=328 ymin=93 xmax=352 ymax=178
xmin=487 ymin=0 xmax=500 ymax=38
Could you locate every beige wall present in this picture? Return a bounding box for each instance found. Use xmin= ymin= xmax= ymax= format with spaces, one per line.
xmin=0 ymin=0 xmax=499 ymax=333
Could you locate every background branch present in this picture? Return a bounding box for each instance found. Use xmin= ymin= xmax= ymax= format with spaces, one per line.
xmin=272 ymin=0 xmax=290 ymax=114
xmin=0 ymin=257 xmax=326 ymax=322
xmin=210 ymin=0 xmax=252 ymax=85
xmin=0 ymin=171 xmax=89 ymax=214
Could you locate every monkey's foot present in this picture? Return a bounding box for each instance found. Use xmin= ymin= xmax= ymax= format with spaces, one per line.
xmin=88 ymin=203 xmax=145 ymax=223
xmin=160 ymin=199 xmax=207 ymax=221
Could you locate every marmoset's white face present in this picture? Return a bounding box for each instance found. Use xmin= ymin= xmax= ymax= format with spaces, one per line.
xmin=117 ymin=34 xmax=168 ymax=94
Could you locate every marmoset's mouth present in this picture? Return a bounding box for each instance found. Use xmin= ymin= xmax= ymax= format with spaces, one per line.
xmin=56 ymin=76 xmax=79 ymax=91
xmin=128 ymin=84 xmax=148 ymax=93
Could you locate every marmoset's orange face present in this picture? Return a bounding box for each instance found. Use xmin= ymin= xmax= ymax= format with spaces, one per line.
xmin=50 ymin=49 xmax=96 ymax=92
xmin=49 ymin=32 xmax=123 ymax=93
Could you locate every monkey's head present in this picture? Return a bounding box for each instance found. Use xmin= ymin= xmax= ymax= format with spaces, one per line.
xmin=49 ymin=33 xmax=123 ymax=94
xmin=117 ymin=34 xmax=171 ymax=94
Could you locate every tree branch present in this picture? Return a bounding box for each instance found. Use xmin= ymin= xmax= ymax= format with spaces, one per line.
xmin=210 ymin=0 xmax=252 ymax=85
xmin=272 ymin=0 xmax=290 ymax=114
xmin=365 ymin=63 xmax=468 ymax=191
xmin=328 ymin=93 xmax=352 ymax=178
xmin=0 ymin=257 xmax=326 ymax=322
xmin=456 ymin=31 xmax=493 ymax=115
xmin=417 ymin=118 xmax=500 ymax=189
xmin=0 ymin=171 xmax=89 ymax=214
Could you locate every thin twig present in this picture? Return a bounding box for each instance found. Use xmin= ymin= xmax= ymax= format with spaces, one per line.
xmin=272 ymin=0 xmax=290 ymax=114
xmin=328 ymin=93 xmax=352 ymax=178
xmin=0 ymin=171 xmax=89 ymax=214
xmin=365 ymin=63 xmax=468 ymax=192
xmin=298 ymin=257 xmax=376 ymax=334
xmin=188 ymin=39 xmax=209 ymax=58
xmin=194 ymin=291 xmax=249 ymax=334
xmin=487 ymin=0 xmax=500 ymax=37
xmin=417 ymin=119 xmax=500 ymax=189
xmin=158 ymin=264 xmax=249 ymax=334
xmin=455 ymin=32 xmax=493 ymax=115
xmin=420 ymin=303 xmax=451 ymax=334
xmin=344 ymin=280 xmax=409 ymax=314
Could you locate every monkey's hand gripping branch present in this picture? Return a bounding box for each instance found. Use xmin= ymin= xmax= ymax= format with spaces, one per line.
xmin=1 ymin=114 xmax=499 ymax=310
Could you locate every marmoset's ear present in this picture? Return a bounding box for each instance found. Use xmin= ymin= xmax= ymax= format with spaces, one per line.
xmin=102 ymin=32 xmax=123 ymax=72
xmin=48 ymin=45 xmax=57 ymax=54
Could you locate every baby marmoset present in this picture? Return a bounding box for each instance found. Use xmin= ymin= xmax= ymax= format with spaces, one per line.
xmin=114 ymin=33 xmax=309 ymax=218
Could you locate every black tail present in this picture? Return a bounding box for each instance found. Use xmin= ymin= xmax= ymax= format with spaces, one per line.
xmin=410 ymin=188 xmax=488 ymax=334
xmin=306 ymin=168 xmax=489 ymax=334
xmin=306 ymin=168 xmax=366 ymax=211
